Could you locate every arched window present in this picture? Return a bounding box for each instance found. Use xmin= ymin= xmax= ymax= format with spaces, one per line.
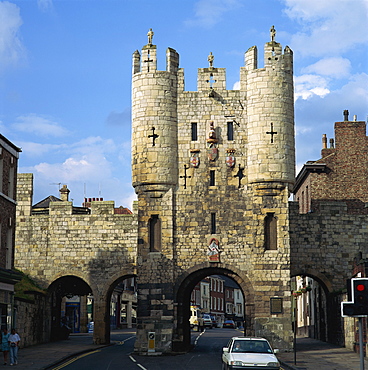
xmin=264 ymin=213 xmax=277 ymax=250
xmin=149 ymin=214 xmax=161 ymax=252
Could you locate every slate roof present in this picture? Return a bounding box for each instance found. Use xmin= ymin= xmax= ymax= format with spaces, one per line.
xmin=33 ymin=195 xmax=62 ymax=208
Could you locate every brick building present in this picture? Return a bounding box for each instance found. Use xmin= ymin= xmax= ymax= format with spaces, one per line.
xmin=209 ymin=275 xmax=225 ymax=325
xmin=294 ymin=111 xmax=368 ymax=213
xmin=0 ymin=134 xmax=22 ymax=329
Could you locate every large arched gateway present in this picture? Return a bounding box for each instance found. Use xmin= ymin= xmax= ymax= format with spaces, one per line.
xmin=173 ymin=266 xmax=254 ymax=352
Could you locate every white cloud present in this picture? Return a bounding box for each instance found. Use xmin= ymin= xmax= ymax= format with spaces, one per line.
xmin=185 ymin=0 xmax=242 ymax=28
xmin=0 ymin=1 xmax=25 ymax=72
xmin=34 ymin=152 xmax=112 ymax=183
xmin=232 ymin=81 xmax=240 ymax=90
xmin=294 ymin=74 xmax=330 ymax=100
xmin=37 ymin=0 xmax=54 ymax=12
xmin=12 ymin=114 xmax=70 ymax=137
xmin=301 ymin=57 xmax=351 ymax=79
xmin=16 ymin=141 xmax=66 ymax=157
xmin=294 ymin=72 xmax=368 ymax=168
xmin=284 ymin=0 xmax=368 ymax=57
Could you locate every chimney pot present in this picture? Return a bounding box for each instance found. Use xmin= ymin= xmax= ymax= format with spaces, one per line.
xmin=322 ymin=134 xmax=327 ymax=149
xmin=343 ymin=109 xmax=349 ymax=121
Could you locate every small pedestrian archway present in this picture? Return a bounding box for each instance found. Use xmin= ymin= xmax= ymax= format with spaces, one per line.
xmin=106 ymin=274 xmax=137 ymax=333
xmin=291 ymin=271 xmax=332 ymax=343
xmin=48 ymin=275 xmax=93 ymax=340
xmin=173 ymin=265 xmax=255 ymax=352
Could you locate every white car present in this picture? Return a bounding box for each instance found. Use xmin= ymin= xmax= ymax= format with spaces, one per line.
xmin=222 ymin=337 xmax=280 ymax=370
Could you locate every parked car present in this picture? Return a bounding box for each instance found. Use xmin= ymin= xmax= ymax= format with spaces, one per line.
xmin=222 ymin=337 xmax=280 ymax=370
xmin=202 ymin=314 xmax=213 ymax=329
xmin=222 ymin=319 xmax=236 ymax=329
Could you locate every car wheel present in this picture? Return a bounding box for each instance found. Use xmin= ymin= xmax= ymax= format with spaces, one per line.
xmin=221 ymin=362 xmax=226 ymax=370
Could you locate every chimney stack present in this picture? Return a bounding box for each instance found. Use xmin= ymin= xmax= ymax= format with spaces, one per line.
xmin=322 ymin=134 xmax=327 ymax=149
xmin=343 ymin=109 xmax=349 ymax=121
xmin=59 ymin=185 xmax=70 ymax=201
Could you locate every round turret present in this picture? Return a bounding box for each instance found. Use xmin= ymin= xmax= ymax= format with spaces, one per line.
xmin=131 ymin=34 xmax=179 ymax=194
xmin=245 ymin=27 xmax=295 ymax=191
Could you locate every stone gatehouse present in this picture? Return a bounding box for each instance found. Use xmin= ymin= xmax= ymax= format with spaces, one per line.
xmin=14 ymin=28 xmax=367 ymax=354
xmin=132 ymin=27 xmax=295 ymax=353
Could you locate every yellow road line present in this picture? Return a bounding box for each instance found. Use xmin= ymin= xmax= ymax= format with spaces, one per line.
xmin=51 ymin=349 xmax=101 ymax=370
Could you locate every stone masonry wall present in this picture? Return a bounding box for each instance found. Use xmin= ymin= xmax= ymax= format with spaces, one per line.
xmin=289 ymin=200 xmax=367 ymax=290
xmin=15 ymin=196 xmax=138 ymax=294
xmin=15 ymin=174 xmax=138 ymax=345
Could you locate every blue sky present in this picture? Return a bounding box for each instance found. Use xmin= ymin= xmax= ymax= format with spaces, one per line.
xmin=1 ymin=0 xmax=367 ymax=208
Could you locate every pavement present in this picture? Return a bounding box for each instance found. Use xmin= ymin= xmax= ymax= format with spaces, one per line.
xmin=4 ymin=330 xmax=368 ymax=370
xmin=277 ymin=337 xmax=368 ymax=370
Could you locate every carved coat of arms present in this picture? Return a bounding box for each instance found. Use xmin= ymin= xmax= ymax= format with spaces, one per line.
xmin=207 ymin=147 xmax=218 ymax=161
xmin=226 ymin=149 xmax=236 ymax=168
xmin=190 ymin=150 xmax=200 ymax=168
xmin=207 ymin=238 xmax=220 ymax=262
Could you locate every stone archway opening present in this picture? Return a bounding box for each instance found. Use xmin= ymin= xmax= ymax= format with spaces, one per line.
xmin=48 ymin=275 xmax=92 ymax=340
xmin=106 ymin=275 xmax=137 ymax=334
xmin=291 ymin=274 xmax=329 ymax=342
xmin=173 ymin=266 xmax=252 ymax=352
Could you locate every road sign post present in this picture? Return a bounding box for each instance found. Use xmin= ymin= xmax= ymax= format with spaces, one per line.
xmin=341 ymin=278 xmax=368 ymax=370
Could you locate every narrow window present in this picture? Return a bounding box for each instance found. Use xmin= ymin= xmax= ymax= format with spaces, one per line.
xmin=227 ymin=122 xmax=234 ymax=141
xmin=191 ymin=122 xmax=198 ymax=141
xmin=149 ymin=214 xmax=161 ymax=252
xmin=8 ymin=165 xmax=14 ymax=199
xmin=211 ymin=213 xmax=216 ymax=234
xmin=210 ymin=170 xmax=215 ymax=186
xmin=264 ymin=213 xmax=277 ymax=250
xmin=306 ymin=186 xmax=309 ymax=212
xmin=6 ymin=227 xmax=12 ymax=270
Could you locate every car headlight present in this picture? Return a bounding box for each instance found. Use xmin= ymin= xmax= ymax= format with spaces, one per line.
xmin=230 ymin=361 xmax=243 ymax=366
xmin=267 ymin=361 xmax=280 ymax=367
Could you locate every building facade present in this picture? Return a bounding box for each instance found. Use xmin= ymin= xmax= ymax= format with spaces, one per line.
xmin=0 ymin=135 xmax=22 ymax=330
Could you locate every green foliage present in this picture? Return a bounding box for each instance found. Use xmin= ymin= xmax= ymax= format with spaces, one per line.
xmin=14 ymin=270 xmax=46 ymax=301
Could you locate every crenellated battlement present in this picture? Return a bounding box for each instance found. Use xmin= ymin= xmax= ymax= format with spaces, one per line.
xmin=132 ymin=45 xmax=179 ymax=75
xmin=132 ymin=26 xmax=293 ymax=95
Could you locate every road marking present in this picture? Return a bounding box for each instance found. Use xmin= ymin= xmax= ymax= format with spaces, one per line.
xmin=129 ymin=354 xmax=148 ymax=370
xmin=113 ymin=335 xmax=136 ymax=345
xmin=51 ymin=350 xmax=101 ymax=370
xmin=194 ymin=329 xmax=206 ymax=346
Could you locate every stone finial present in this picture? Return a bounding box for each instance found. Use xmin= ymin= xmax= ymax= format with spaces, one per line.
xmin=270 ymin=25 xmax=276 ymax=42
xmin=147 ymin=28 xmax=154 ymax=45
xmin=208 ymin=52 xmax=214 ymax=68
xmin=59 ymin=184 xmax=70 ymax=202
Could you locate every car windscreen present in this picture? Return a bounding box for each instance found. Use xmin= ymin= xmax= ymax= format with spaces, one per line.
xmin=231 ymin=340 xmax=273 ymax=354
